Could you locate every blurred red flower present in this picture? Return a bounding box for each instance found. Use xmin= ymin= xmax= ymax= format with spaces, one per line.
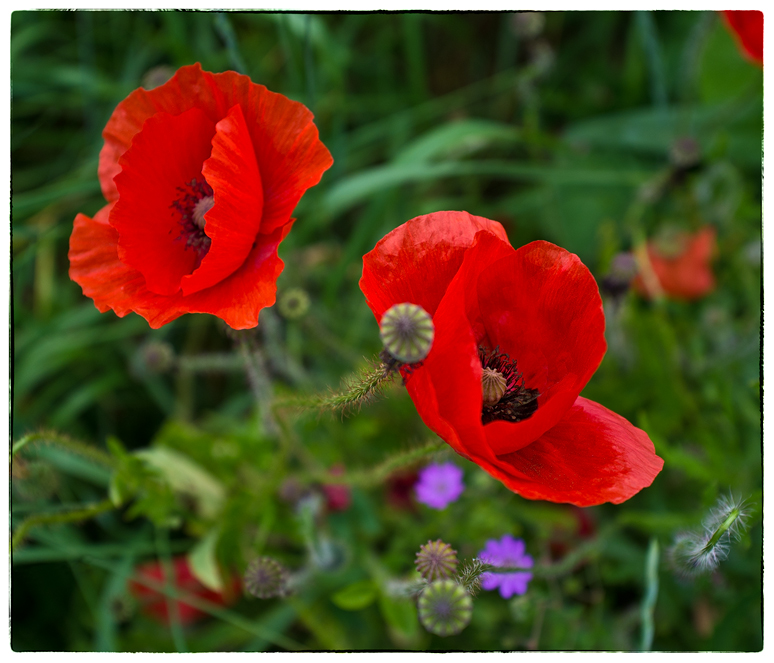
xmin=129 ymin=557 xmax=239 ymax=625
xmin=633 ymin=226 xmax=716 ymax=301
xmin=721 ymin=11 xmax=763 ymax=66
xmin=322 ymin=464 xmax=352 ymax=512
xmin=69 ymin=63 xmax=333 ymax=329
xmin=360 ymin=211 xmax=663 ymax=506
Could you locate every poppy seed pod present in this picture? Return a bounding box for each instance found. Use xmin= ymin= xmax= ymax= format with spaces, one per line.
xmin=379 ymin=302 xmax=435 ymax=364
xmin=415 ymin=539 xmax=459 ymax=581
xmin=417 ymin=580 xmax=473 ymax=637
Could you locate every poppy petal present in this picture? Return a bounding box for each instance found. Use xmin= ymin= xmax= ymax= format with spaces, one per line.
xmin=721 ymin=10 xmax=763 ymax=66
xmin=360 ymin=211 xmax=509 ymax=322
xmin=174 ymin=220 xmax=294 ymax=329
xmin=181 ymin=104 xmax=264 ymax=296
xmin=474 ymin=241 xmax=607 ymax=454
xmin=491 ymin=397 xmax=663 ymax=506
xmin=110 ymin=107 xmax=216 ymax=296
xmin=69 ymin=205 xmax=186 ymax=327
xmin=69 ymin=204 xmax=292 ymax=329
xmin=99 ymin=64 xmax=333 ymax=218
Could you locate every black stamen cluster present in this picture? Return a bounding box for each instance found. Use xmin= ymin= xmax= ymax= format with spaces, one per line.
xmin=478 ymin=346 xmax=539 ymax=425
xmin=171 ymin=178 xmax=213 ymax=264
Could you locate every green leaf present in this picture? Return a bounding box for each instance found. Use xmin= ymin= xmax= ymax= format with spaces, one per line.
xmin=378 ymin=593 xmax=419 ymax=644
xmin=188 ymin=528 xmax=224 ymax=592
xmin=134 ymin=447 xmax=226 ymax=520
xmin=330 ymin=580 xmax=378 ymax=611
xmin=393 ymin=119 xmax=522 ymax=165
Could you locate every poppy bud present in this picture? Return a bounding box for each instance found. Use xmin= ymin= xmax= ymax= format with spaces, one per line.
xmin=415 ymin=539 xmax=459 ymax=581
xmin=244 ymin=556 xmax=289 ymax=599
xmin=133 ymin=340 xmax=175 ymax=375
xmin=417 ymin=580 xmax=473 ymax=637
xmin=379 ymin=302 xmax=434 ymax=364
xmin=278 ymin=287 xmax=310 ymax=320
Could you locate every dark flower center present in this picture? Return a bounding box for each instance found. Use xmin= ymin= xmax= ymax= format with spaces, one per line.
xmin=478 ymin=347 xmax=539 ymax=424
xmin=172 ymin=178 xmax=213 ymax=268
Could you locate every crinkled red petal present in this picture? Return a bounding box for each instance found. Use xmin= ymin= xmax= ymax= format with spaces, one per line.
xmin=99 ymin=63 xmax=332 ymax=234
xmin=486 ymin=397 xmax=663 ymax=506
xmin=722 ymin=11 xmax=763 ymax=66
xmin=69 ymin=205 xmax=292 ymax=329
xmin=474 ymin=241 xmax=607 ymax=454
xmin=181 ymin=104 xmax=264 ymax=295
xmin=177 ymin=220 xmax=294 ymax=329
xmin=110 ymin=107 xmax=216 ymax=296
xmin=359 ymin=210 xmax=509 ymax=322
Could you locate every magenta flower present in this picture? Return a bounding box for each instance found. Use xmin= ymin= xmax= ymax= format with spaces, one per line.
xmin=415 ymin=462 xmax=464 ymax=510
xmin=478 ymin=534 xmax=534 ymax=599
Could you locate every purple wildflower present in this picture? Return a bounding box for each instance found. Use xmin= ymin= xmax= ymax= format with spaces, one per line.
xmin=415 ymin=462 xmax=464 ymax=510
xmin=478 ymin=534 xmax=533 ymax=599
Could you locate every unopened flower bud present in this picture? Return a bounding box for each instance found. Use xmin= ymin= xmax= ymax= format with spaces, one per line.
xmin=415 ymin=539 xmax=458 ymax=581
xmin=379 ymin=302 xmax=434 ymax=364
xmin=244 ymin=556 xmax=289 ymax=599
xmin=134 ymin=340 xmax=175 ymax=375
xmin=278 ymin=288 xmax=311 ymax=320
xmin=417 ymin=580 xmax=473 ymax=637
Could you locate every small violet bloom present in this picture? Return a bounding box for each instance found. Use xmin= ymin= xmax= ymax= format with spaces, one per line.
xmin=478 ymin=534 xmax=534 ymax=599
xmin=415 ymin=462 xmax=464 ymax=510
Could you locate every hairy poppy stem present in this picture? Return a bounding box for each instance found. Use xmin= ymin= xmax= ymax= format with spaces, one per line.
xmin=305 ymin=438 xmax=445 ymax=487
xmin=235 ymin=336 xmax=277 ymax=436
xmin=12 ymin=429 xmax=114 ymax=467
xmin=12 ymin=497 xmax=115 ymax=550
xmin=276 ymin=359 xmax=398 ymax=415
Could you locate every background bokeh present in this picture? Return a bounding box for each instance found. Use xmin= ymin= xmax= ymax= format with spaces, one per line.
xmin=11 ymin=10 xmax=762 ymax=652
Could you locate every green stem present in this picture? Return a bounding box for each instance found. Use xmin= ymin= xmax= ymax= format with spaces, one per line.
xmin=12 ymin=430 xmax=114 ymax=467
xmin=12 ymin=498 xmax=115 ymax=550
xmin=640 ymin=537 xmax=660 ymax=652
xmin=479 ymin=527 xmax=613 ymax=579
xmin=701 ymin=507 xmax=743 ymax=554
xmin=305 ymin=438 xmax=445 ymax=487
xmin=236 ymin=336 xmax=277 ymax=436
xmin=276 ymin=361 xmax=397 ymax=415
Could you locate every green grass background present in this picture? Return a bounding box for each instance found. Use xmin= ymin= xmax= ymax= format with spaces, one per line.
xmin=11 ymin=10 xmax=761 ymax=652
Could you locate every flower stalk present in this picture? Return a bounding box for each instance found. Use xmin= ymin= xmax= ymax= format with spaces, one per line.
xmin=12 ymin=498 xmax=115 ymax=550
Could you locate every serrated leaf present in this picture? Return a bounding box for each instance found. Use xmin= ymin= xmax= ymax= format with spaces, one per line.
xmin=330 ymin=580 xmax=378 ymax=611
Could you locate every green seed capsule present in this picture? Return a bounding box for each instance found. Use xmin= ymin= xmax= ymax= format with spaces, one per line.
xmin=417 ymin=579 xmax=473 ymax=637
xmin=379 ymin=302 xmax=434 ymax=364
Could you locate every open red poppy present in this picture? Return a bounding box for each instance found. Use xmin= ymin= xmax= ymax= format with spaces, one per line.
xmin=69 ymin=63 xmax=333 ymax=329
xmin=721 ymin=11 xmax=763 ymax=67
xmin=129 ymin=557 xmax=239 ymax=625
xmin=633 ymin=226 xmax=716 ymax=301
xmin=360 ymin=211 xmax=663 ymax=506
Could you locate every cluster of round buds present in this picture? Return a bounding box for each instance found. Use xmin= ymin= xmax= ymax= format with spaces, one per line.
xmin=243 ymin=556 xmax=289 ymax=599
xmin=417 ymin=579 xmax=473 ymax=637
xmin=415 ymin=539 xmax=458 ymax=582
xmin=379 ymin=302 xmax=434 ymax=364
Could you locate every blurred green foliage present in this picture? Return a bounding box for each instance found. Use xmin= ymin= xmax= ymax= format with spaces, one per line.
xmin=11 ymin=10 xmax=761 ymax=652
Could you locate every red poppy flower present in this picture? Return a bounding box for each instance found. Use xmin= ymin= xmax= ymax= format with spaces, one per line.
xmin=633 ymin=226 xmax=716 ymax=301
xmin=129 ymin=556 xmax=239 ymax=625
xmin=360 ymin=211 xmax=663 ymax=507
xmin=69 ymin=63 xmax=333 ymax=329
xmin=721 ymin=11 xmax=763 ymax=66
